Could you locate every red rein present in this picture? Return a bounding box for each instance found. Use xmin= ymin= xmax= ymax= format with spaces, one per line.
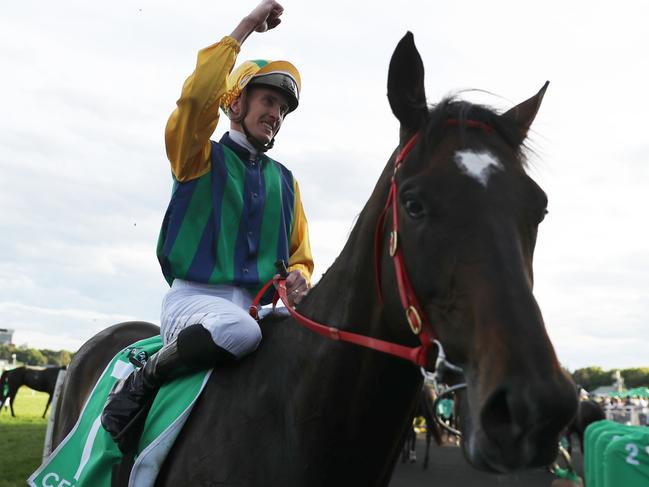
xmin=250 ymin=273 xmax=432 ymax=366
xmin=250 ymin=119 xmax=492 ymax=368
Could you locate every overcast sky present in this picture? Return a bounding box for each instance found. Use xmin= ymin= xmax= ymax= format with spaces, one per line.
xmin=1 ymin=0 xmax=647 ymax=371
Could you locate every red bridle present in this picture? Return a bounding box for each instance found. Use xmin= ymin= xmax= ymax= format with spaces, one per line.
xmin=250 ymin=119 xmax=491 ymax=369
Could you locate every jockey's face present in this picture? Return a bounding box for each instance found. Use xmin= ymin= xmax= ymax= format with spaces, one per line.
xmin=231 ymin=86 xmax=290 ymax=145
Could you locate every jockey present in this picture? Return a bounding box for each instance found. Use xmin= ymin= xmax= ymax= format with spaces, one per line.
xmin=101 ymin=0 xmax=313 ymax=449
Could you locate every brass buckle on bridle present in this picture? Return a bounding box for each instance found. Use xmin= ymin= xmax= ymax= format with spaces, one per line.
xmin=389 ymin=231 xmax=398 ymax=257
xmin=406 ymin=306 xmax=422 ymax=335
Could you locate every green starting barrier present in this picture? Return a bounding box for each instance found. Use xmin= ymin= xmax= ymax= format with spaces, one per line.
xmin=584 ymin=419 xmax=613 ymax=484
xmin=583 ymin=420 xmax=649 ymax=487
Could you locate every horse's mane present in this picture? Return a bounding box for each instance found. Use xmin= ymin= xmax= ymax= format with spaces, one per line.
xmin=425 ymin=96 xmax=530 ymax=169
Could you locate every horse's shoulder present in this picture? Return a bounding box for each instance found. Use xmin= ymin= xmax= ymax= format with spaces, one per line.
xmin=196 ymin=313 xmax=298 ymax=402
xmin=258 ymin=312 xmax=290 ymax=335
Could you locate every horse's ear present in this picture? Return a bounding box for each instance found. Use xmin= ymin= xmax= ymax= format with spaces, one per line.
xmin=500 ymin=81 xmax=550 ymax=145
xmin=388 ymin=32 xmax=428 ymax=141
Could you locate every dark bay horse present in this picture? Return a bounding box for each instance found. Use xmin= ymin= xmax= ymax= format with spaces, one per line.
xmin=0 ymin=365 xmax=65 ymax=418
xmin=51 ymin=32 xmax=577 ymax=485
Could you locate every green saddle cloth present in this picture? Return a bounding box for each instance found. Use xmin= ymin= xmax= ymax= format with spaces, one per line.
xmin=29 ymin=335 xmax=211 ymax=487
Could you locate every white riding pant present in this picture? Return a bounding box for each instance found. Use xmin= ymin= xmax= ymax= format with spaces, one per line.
xmin=160 ymin=279 xmax=262 ymax=359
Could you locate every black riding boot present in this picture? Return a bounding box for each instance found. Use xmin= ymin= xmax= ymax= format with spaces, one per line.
xmin=101 ymin=324 xmax=236 ymax=451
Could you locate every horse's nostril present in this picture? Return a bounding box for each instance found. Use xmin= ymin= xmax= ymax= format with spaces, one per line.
xmin=480 ymin=388 xmax=521 ymax=448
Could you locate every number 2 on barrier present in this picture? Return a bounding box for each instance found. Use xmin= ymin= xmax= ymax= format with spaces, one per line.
xmin=625 ymin=443 xmax=639 ymax=466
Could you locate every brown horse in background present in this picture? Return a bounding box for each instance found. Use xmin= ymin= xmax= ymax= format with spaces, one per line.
xmin=0 ymin=365 xmax=65 ymax=418
xmin=51 ymin=32 xmax=578 ymax=485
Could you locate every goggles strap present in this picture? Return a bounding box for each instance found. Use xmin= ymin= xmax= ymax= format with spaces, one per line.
xmin=241 ymin=119 xmax=275 ymax=153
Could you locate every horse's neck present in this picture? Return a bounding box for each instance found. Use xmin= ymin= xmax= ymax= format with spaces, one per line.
xmin=292 ymin=164 xmax=418 ymax=388
xmin=272 ymin=196 xmax=422 ymax=477
xmin=265 ymin=319 xmax=420 ymax=484
xmin=281 ymin=217 xmax=386 ymax=399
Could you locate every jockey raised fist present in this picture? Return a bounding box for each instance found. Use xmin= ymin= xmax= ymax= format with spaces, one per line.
xmin=232 ymin=0 xmax=284 ymax=42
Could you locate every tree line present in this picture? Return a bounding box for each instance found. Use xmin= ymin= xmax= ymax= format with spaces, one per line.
xmin=0 ymin=344 xmax=73 ymax=367
xmin=572 ymin=366 xmax=649 ymax=391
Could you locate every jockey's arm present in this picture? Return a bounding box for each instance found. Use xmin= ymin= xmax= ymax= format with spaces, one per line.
xmin=164 ymin=37 xmax=240 ymax=182
xmin=165 ymin=1 xmax=285 ymax=182
xmin=165 ymin=37 xmax=240 ymax=181
xmin=288 ymin=179 xmax=313 ymax=285
xmin=284 ymin=179 xmax=313 ymax=306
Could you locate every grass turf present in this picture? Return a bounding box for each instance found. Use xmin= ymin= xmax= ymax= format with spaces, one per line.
xmin=0 ymin=388 xmax=48 ymax=487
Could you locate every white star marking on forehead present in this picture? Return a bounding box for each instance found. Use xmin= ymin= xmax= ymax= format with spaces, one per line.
xmin=454 ymin=150 xmax=504 ymax=187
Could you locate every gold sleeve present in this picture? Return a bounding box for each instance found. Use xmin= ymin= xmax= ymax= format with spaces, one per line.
xmin=165 ymin=36 xmax=240 ymax=182
xmin=288 ymin=179 xmax=314 ymax=286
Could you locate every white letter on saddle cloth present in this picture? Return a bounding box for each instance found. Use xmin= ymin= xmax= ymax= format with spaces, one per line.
xmin=73 ymin=361 xmax=135 ymax=481
xmin=454 ymin=150 xmax=503 ymax=187
xmin=111 ymin=360 xmax=135 ymax=380
xmin=74 ymin=415 xmax=103 ymax=481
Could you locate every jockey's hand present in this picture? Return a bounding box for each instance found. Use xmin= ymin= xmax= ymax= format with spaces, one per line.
xmin=247 ymin=0 xmax=283 ymax=33
xmin=231 ymin=0 xmax=283 ymax=43
xmin=283 ymin=269 xmax=308 ymax=307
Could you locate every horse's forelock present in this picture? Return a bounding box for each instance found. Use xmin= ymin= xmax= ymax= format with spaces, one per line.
xmin=424 ymin=97 xmax=531 ymax=169
xmin=359 ymin=96 xmax=534 ymax=251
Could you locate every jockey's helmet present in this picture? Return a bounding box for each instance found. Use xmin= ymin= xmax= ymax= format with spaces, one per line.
xmin=221 ymin=59 xmax=301 ymax=115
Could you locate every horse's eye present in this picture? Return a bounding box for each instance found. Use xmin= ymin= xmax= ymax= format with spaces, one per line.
xmin=403 ymin=196 xmax=425 ymax=218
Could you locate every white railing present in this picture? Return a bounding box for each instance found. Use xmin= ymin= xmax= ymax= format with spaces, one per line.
xmin=603 ymin=405 xmax=649 ymax=426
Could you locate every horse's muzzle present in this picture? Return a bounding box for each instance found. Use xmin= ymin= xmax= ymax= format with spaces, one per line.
xmin=460 ymin=378 xmax=578 ymax=472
